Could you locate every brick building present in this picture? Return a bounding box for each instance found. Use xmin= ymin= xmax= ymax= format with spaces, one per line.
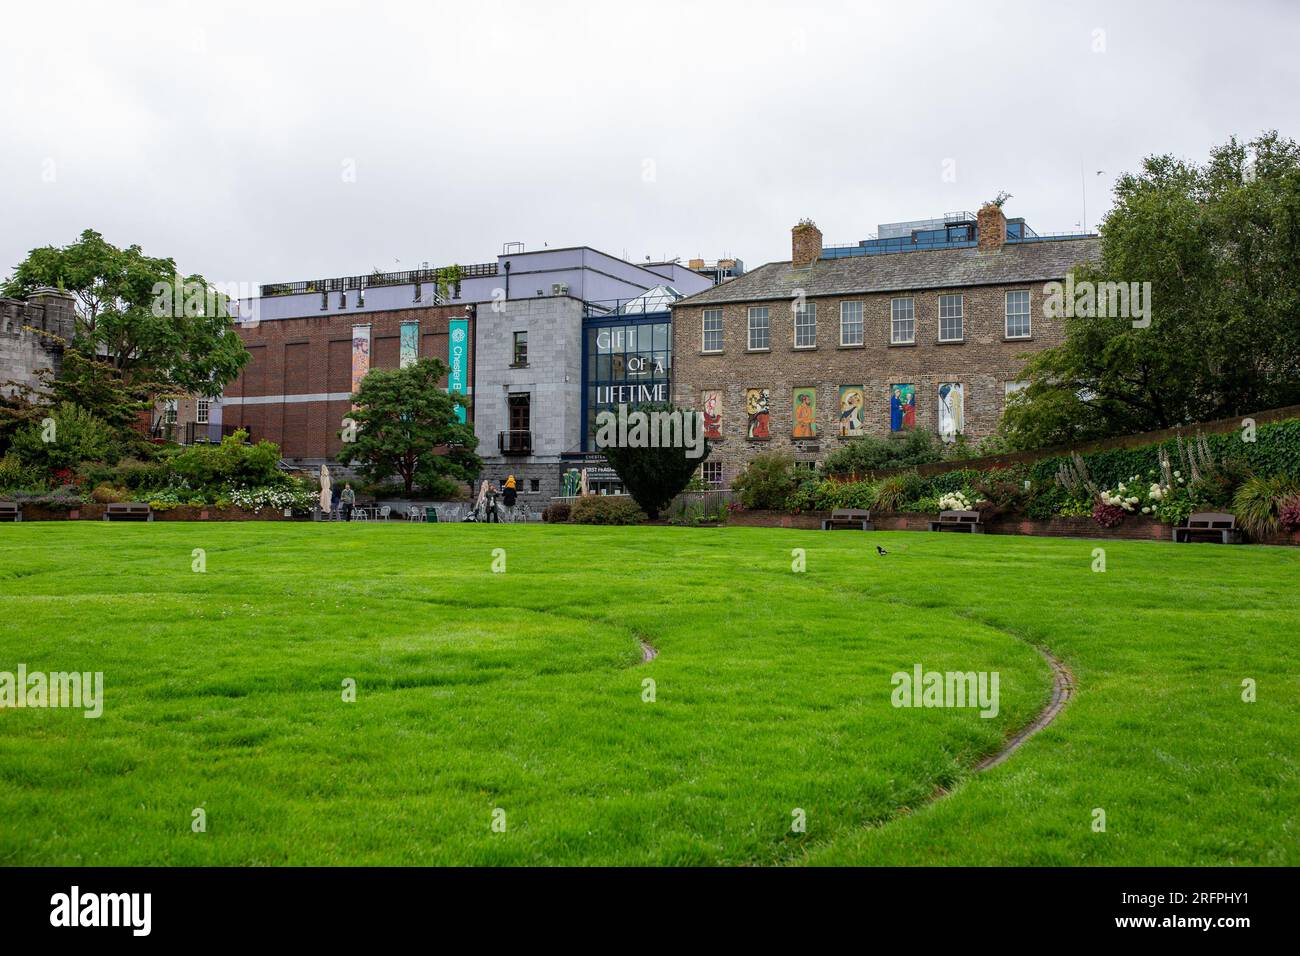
xmin=224 ymin=244 xmax=722 ymax=497
xmin=670 ymin=204 xmax=1101 ymax=487
xmin=224 ymin=302 xmax=472 ymax=461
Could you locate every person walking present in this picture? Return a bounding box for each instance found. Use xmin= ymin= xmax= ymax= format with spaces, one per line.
xmin=340 ymin=483 xmax=356 ymax=522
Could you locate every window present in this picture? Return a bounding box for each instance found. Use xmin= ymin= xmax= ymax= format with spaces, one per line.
xmin=340 ymin=290 xmax=347 ymax=309
xmin=164 ymin=399 xmax=178 ymax=425
xmin=513 ymin=330 xmax=528 ymax=366
xmin=701 ymin=461 xmax=724 ymax=488
xmin=794 ymin=301 xmax=816 ymax=348
xmin=1006 ymin=290 xmax=1031 ymax=338
xmin=794 ymin=460 xmax=817 ymax=473
xmin=530 ymin=478 xmax=540 ymax=493
xmin=702 ymin=308 xmax=723 ymax=352
xmin=840 ymin=301 xmax=864 ymax=346
xmin=320 ymin=291 xmax=328 ymax=310
xmin=747 ymin=307 xmax=770 ymax=350
xmin=196 ymin=399 xmax=210 ymax=425
xmin=357 ymin=288 xmax=364 ymax=308
xmin=891 ymin=297 xmax=915 ymax=344
xmin=508 ymin=393 xmax=531 ymax=432
xmin=938 ymin=294 xmax=964 ymax=342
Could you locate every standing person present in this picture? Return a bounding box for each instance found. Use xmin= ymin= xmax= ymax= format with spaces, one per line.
xmin=340 ymin=483 xmax=356 ymax=522
xmin=486 ymin=481 xmax=500 ymax=523
xmin=331 ymin=482 xmax=342 ymax=520
xmin=503 ymin=475 xmax=518 ymax=515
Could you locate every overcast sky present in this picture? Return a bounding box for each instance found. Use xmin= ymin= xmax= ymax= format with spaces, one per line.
xmin=3 ymin=0 xmax=1297 ymax=291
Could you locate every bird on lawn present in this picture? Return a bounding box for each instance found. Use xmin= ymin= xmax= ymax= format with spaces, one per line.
xmin=876 ymin=546 xmax=888 ymax=555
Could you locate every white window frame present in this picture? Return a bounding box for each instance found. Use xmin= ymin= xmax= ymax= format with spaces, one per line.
xmin=701 ymin=461 xmax=724 ymax=488
xmin=164 ymin=398 xmax=178 ymax=425
xmin=1005 ymin=290 xmax=1032 ymax=339
xmin=890 ymin=297 xmax=915 ymax=344
xmin=701 ymin=308 xmax=723 ymax=353
xmin=747 ymin=307 xmax=770 ymax=351
xmin=938 ymin=294 xmax=964 ymax=342
xmin=794 ymin=301 xmax=816 ymax=348
xmin=840 ymin=300 xmax=864 ymax=346
xmin=196 ymin=399 xmax=210 ymax=425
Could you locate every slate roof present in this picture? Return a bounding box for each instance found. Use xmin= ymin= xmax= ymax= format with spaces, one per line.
xmin=672 ymin=238 xmax=1101 ymax=307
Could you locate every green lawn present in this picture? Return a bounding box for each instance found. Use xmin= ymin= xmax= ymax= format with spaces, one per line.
xmin=0 ymin=522 xmax=1295 ymax=866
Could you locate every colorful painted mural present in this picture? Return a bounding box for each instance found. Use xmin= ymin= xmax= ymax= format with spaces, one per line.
xmin=399 ymin=321 xmax=419 ymax=368
xmin=792 ymin=387 xmax=817 ymax=438
xmin=890 ymin=383 xmax=916 ymax=431
xmin=701 ymin=390 xmax=722 ymax=440
xmin=938 ymin=382 xmax=964 ymax=441
xmin=745 ymin=388 xmax=770 ymax=440
xmin=838 ymin=386 xmax=865 ymax=437
xmin=351 ymin=325 xmax=371 ymax=395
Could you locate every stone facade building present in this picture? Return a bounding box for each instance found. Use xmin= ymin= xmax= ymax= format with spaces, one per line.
xmin=670 ymin=205 xmax=1101 ymax=487
xmin=0 ymin=288 xmax=76 ymax=398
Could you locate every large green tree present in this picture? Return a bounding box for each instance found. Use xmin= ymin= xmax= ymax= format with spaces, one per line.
xmin=2 ymin=229 xmax=248 ymax=394
xmin=339 ymin=358 xmax=480 ymax=495
xmin=999 ymin=132 xmax=1300 ymax=450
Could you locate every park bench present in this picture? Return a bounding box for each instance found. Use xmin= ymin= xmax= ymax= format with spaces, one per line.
xmin=1173 ymin=512 xmax=1242 ymax=544
xmin=104 ymin=502 xmax=153 ymax=522
xmin=821 ymin=508 xmax=873 ymax=531
xmin=0 ymin=501 xmax=21 ymax=522
xmin=929 ymin=510 xmax=984 ymax=533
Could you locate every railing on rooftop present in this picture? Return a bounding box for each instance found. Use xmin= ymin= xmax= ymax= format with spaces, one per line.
xmin=260 ymin=261 xmax=497 ymax=297
xmin=821 ymin=230 xmax=1095 ymax=259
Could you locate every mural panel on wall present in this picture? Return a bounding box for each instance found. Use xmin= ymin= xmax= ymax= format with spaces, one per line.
xmin=838 ymin=386 xmax=865 ymax=437
xmin=745 ymin=388 xmax=770 ymax=440
xmin=792 ymin=387 xmax=817 ymax=438
xmin=351 ymin=325 xmax=371 ymax=395
xmin=399 ymin=321 xmax=419 ymax=368
xmin=701 ymin=390 xmax=722 ymax=440
xmin=938 ymin=382 xmax=964 ymax=441
xmin=890 ymin=383 xmax=916 ymax=431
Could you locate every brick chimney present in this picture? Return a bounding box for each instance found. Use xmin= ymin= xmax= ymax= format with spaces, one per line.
xmin=792 ymin=219 xmax=823 ymax=269
xmin=977 ymin=203 xmax=1007 ymax=252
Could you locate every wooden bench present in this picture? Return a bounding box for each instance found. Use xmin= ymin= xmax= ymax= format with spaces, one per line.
xmin=1173 ymin=512 xmax=1242 ymax=544
xmin=104 ymin=502 xmax=153 ymax=522
xmin=0 ymin=501 xmax=20 ymax=523
xmin=929 ymin=510 xmax=984 ymax=533
xmin=821 ymin=508 xmax=873 ymax=531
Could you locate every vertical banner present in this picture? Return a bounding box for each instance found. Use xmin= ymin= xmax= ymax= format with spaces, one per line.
xmin=351 ymin=325 xmax=371 ymax=397
xmin=938 ymin=382 xmax=964 ymax=441
xmin=792 ymin=387 xmax=817 ymax=438
xmin=399 ymin=321 xmax=420 ymax=368
xmin=447 ymin=318 xmax=468 ymax=423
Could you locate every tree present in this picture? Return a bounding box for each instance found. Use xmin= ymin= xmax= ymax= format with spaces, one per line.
xmin=999 ymin=131 xmax=1300 ymax=450
xmin=339 ymin=358 xmax=479 ymax=495
xmin=2 ymin=229 xmax=248 ymax=393
xmin=600 ymin=403 xmax=710 ymax=519
xmin=9 ymin=402 xmax=115 ymax=474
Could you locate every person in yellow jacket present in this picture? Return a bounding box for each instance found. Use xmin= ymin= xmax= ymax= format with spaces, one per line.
xmin=503 ymin=475 xmax=518 ymax=509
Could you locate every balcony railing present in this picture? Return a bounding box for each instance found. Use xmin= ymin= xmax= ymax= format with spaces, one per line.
xmin=498 ymin=431 xmax=532 ymax=455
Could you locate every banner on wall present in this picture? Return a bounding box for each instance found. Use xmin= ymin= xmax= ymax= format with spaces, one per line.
xmin=351 ymin=325 xmax=371 ymax=397
xmin=447 ymin=318 xmax=468 ymax=423
xmin=938 ymin=382 xmax=964 ymax=441
xmin=399 ymin=321 xmax=419 ymax=368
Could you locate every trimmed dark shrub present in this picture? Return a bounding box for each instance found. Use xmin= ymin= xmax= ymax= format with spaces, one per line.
xmin=569 ymin=496 xmax=646 ymax=525
xmin=542 ymin=501 xmax=572 ymax=523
